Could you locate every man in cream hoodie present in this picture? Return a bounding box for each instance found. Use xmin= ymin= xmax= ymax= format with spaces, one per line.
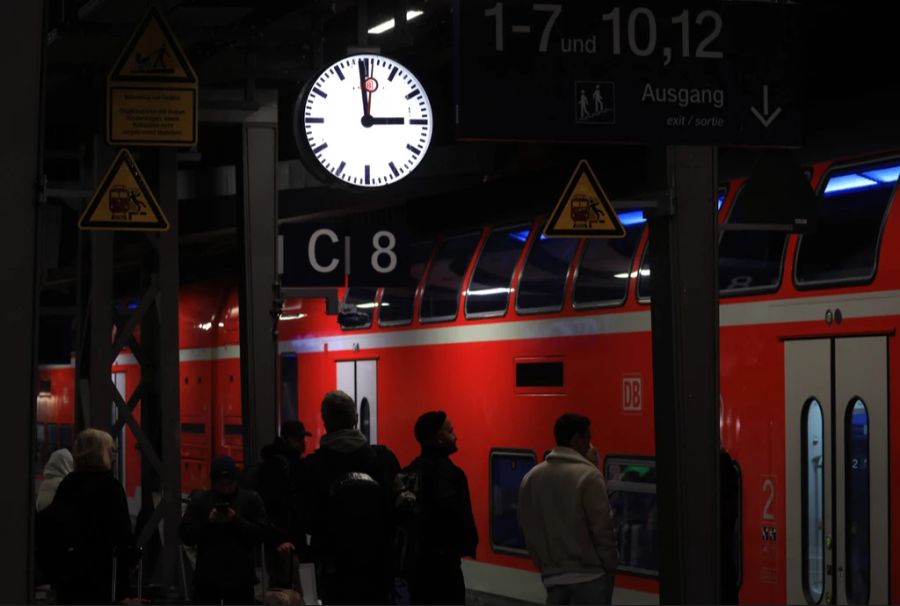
xmin=518 ymin=413 xmax=619 ymax=604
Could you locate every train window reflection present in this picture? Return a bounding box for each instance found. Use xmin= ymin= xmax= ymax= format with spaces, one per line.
xmin=802 ymin=399 xmax=825 ymax=605
xmin=490 ymin=449 xmax=536 ymax=555
xmin=420 ymin=233 xmax=481 ymax=322
xmin=605 ymin=456 xmax=658 ymax=576
xmin=572 ymin=223 xmax=643 ymax=308
xmin=796 ymin=161 xmax=898 ymax=287
xmin=845 ymin=398 xmax=870 ymax=605
xmin=466 ymin=225 xmax=529 ymax=318
xmin=516 ymin=237 xmax=578 ymax=313
xmin=380 ymin=242 xmax=433 ymax=326
xmin=719 ymin=185 xmax=789 ymax=296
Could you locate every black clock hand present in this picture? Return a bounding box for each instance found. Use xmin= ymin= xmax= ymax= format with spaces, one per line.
xmin=362 ymin=116 xmax=405 ymax=126
xmin=358 ymin=59 xmax=370 ymax=117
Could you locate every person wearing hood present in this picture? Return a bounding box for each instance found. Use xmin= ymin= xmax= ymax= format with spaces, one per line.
xmin=305 ymin=390 xmax=400 ymax=605
xmin=36 ymin=448 xmax=74 ymax=512
xmin=518 ymin=413 xmax=619 ymax=605
xmin=180 ymin=454 xmax=267 ymax=605
xmin=405 ymin=411 xmax=478 ymax=605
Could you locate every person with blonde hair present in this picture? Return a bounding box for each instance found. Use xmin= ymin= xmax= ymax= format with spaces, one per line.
xmin=40 ymin=428 xmax=137 ymax=604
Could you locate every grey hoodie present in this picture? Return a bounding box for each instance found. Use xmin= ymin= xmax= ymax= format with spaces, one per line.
xmin=36 ymin=448 xmax=74 ymax=512
xmin=318 ymin=428 xmax=368 ymax=454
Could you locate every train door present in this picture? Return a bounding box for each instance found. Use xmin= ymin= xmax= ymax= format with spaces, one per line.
xmin=335 ymin=360 xmax=378 ymax=444
xmin=785 ymin=336 xmax=889 ymax=605
xmin=111 ymin=371 xmax=127 ymax=484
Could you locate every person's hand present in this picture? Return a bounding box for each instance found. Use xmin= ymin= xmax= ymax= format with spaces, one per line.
xmin=277 ymin=542 xmax=295 ymax=555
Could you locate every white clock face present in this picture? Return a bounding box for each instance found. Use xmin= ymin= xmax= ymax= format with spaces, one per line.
xmin=297 ymin=54 xmax=433 ymax=188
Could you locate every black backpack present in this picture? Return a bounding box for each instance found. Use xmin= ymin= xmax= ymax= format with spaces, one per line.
xmin=315 ymin=445 xmax=393 ymax=570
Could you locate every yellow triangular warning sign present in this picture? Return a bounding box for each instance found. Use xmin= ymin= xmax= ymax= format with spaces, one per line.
xmin=108 ymin=7 xmax=197 ymax=84
xmin=544 ymin=160 xmax=625 ymax=238
xmin=79 ymin=149 xmax=169 ymax=231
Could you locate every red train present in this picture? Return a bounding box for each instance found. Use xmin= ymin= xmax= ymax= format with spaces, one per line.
xmin=37 ymin=151 xmax=900 ymax=604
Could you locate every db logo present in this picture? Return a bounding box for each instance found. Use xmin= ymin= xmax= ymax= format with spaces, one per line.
xmin=622 ymin=375 xmax=642 ymax=413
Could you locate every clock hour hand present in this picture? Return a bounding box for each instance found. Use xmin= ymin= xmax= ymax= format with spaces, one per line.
xmin=358 ymin=59 xmax=370 ymax=117
xmin=361 ymin=116 xmax=405 ymax=127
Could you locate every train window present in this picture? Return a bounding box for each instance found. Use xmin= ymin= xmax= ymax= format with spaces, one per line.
xmin=465 ymin=225 xmax=529 ymax=318
xmin=844 ymin=398 xmax=870 ymax=605
xmin=489 ymin=449 xmax=536 ymax=555
xmin=420 ymin=233 xmax=481 ymax=322
xmin=719 ymin=185 xmax=789 ymax=296
xmin=47 ymin=424 xmax=59 ymax=451
xmin=339 ymin=287 xmax=377 ymax=329
xmin=181 ymin=423 xmax=205 ymax=433
xmin=636 ymin=244 xmax=652 ymax=302
xmin=572 ymin=214 xmax=644 ymax=308
xmin=605 ymin=456 xmax=658 ymax=576
xmin=35 ymin=423 xmax=46 ymax=463
xmin=516 ymin=236 xmax=578 ymax=313
xmin=59 ymin=425 xmax=73 ymax=450
xmin=801 ymin=398 xmax=825 ymax=605
xmin=516 ymin=360 xmax=563 ymax=388
xmin=795 ymin=161 xmax=898 ymax=287
xmin=379 ymin=241 xmax=433 ymax=326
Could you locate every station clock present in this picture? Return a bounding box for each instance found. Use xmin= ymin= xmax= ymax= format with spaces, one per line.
xmin=294 ymin=54 xmax=433 ymax=188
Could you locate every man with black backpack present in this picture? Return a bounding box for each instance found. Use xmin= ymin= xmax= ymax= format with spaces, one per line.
xmin=396 ymin=411 xmax=478 ymax=605
xmin=305 ymin=390 xmax=400 ymax=605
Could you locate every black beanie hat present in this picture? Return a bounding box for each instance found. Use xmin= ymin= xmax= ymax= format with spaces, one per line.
xmin=414 ymin=410 xmax=447 ymax=445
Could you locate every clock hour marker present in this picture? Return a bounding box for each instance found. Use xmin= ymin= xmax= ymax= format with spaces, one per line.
xmin=405 ymin=88 xmax=421 ymax=100
xmin=313 ymin=143 xmax=328 ymax=154
xmin=410 ymin=119 xmax=428 ymax=125
xmin=389 ymin=162 xmax=399 ymax=177
xmin=312 ymin=87 xmax=327 ymax=98
xmin=365 ymin=165 xmax=371 ymax=184
xmin=336 ymin=161 xmax=346 ymax=177
xmin=407 ymin=144 xmax=421 ymax=155
xmin=334 ymin=65 xmax=345 ymax=81
xmin=388 ymin=66 xmax=398 ymax=81
xmin=305 ymin=117 xmax=324 ymax=124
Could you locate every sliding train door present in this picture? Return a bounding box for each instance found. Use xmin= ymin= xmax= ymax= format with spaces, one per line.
xmin=336 ymin=359 xmax=378 ymax=444
xmin=785 ymin=336 xmax=888 ymax=604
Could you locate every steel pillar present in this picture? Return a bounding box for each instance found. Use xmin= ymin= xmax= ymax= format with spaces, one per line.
xmin=237 ymin=111 xmax=279 ymax=468
xmin=648 ymin=146 xmax=721 ymax=604
xmin=0 ymin=1 xmax=44 ymax=602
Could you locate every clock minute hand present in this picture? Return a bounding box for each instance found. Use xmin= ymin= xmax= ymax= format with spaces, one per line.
xmin=358 ymin=60 xmax=370 ymax=117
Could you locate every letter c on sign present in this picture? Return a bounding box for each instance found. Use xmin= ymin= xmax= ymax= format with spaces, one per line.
xmin=308 ymin=229 xmax=340 ymax=273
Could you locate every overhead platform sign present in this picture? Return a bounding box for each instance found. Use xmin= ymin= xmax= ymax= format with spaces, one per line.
xmin=455 ymin=1 xmax=802 ymax=147
xmin=79 ymin=149 xmax=169 ymax=231
xmin=545 ymin=160 xmax=625 ymax=237
xmin=107 ymin=7 xmax=198 ymax=146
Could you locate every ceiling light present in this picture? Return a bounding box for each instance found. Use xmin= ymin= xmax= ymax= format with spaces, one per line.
xmin=368 ymin=10 xmax=423 ymax=35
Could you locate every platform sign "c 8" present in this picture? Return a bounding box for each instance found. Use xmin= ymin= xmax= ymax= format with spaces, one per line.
xmin=280 ymin=223 xmax=411 ymax=288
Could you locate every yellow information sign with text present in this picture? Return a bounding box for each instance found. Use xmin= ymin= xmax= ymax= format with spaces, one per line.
xmin=79 ymin=149 xmax=169 ymax=231
xmin=107 ymin=7 xmax=198 ymax=146
xmin=544 ymin=160 xmax=625 ymax=238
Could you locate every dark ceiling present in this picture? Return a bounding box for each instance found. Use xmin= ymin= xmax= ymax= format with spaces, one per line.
xmin=37 ymin=0 xmax=900 ymax=305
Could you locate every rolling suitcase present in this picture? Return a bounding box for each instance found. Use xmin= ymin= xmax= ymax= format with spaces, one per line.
xmin=112 ymin=545 xmax=144 ymax=604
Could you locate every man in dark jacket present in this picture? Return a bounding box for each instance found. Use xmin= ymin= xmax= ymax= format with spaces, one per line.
xmin=180 ymin=455 xmax=267 ymax=605
xmin=252 ymin=420 xmax=313 ymax=585
xmin=405 ymin=411 xmax=478 ymax=605
xmin=305 ymin=390 xmax=401 ymax=605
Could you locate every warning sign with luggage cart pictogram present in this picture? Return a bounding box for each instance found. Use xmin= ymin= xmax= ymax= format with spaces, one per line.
xmin=78 ymin=149 xmax=169 ymax=231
